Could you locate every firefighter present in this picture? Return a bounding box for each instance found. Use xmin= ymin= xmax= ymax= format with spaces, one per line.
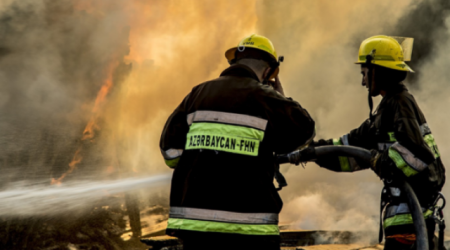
xmin=310 ymin=35 xmax=446 ymax=249
xmin=159 ymin=34 xmax=315 ymax=250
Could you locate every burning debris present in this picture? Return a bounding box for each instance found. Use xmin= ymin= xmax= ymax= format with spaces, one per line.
xmin=52 ymin=61 xmax=120 ymax=185
xmin=0 ymin=198 xmax=143 ymax=250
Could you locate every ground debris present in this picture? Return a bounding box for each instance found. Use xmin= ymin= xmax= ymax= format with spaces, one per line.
xmin=0 ymin=197 xmax=148 ymax=250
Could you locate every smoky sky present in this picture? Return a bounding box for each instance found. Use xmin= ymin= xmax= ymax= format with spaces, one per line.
xmin=391 ymin=0 xmax=450 ymax=85
xmin=0 ymin=0 xmax=130 ymax=184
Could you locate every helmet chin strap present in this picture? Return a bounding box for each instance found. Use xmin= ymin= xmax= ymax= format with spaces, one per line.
xmin=366 ymin=54 xmax=375 ymax=122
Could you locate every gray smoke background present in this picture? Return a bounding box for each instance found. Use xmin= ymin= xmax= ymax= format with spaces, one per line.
xmin=0 ymin=0 xmax=449 ymax=245
xmin=0 ymin=0 xmax=131 ymax=184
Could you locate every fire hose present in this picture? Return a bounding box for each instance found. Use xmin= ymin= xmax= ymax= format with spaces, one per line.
xmin=277 ymin=145 xmax=430 ymax=250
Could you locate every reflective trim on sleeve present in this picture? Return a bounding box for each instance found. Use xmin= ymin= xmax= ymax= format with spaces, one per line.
xmin=385 ymin=123 xmax=439 ymax=160
xmin=420 ymin=123 xmax=432 ymax=136
xmin=340 ymin=134 xmax=363 ymax=171
xmin=388 ymin=147 xmax=419 ymax=177
xmin=419 ymin=123 xmax=440 ymax=159
xmin=185 ymin=122 xmax=264 ymax=156
xmin=165 ymin=158 xmax=180 ymax=168
xmin=187 ymin=111 xmax=268 ymax=131
xmin=424 ymin=134 xmax=440 ymax=159
xmin=333 ymin=138 xmax=351 ymax=172
xmin=167 ymin=218 xmax=279 ymax=236
xmin=387 ymin=132 xmax=397 ymax=142
xmin=333 ymin=134 xmax=362 ymax=172
xmin=187 ymin=113 xmax=194 ymax=126
xmin=161 ymin=148 xmax=183 ymax=160
xmin=386 ymin=123 xmax=432 ymax=141
xmin=161 ymin=148 xmax=183 ymax=168
xmin=390 ymin=143 xmax=428 ymax=172
xmin=341 ymin=134 xmax=349 ymax=146
xmin=170 ymin=207 xmax=278 ymax=224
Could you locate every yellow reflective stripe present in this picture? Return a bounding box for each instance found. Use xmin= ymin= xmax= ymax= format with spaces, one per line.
xmin=185 ymin=123 xmax=264 ymax=156
xmin=332 ymin=138 xmax=341 ymax=145
xmin=332 ymin=138 xmax=351 ymax=172
xmin=384 ymin=210 xmax=433 ymax=228
xmin=388 ymin=148 xmax=419 ymax=177
xmin=387 ymin=130 xmax=440 ymax=159
xmin=165 ymin=158 xmax=180 ymax=168
xmin=391 ymin=143 xmax=428 ymax=171
xmin=387 ymin=132 xmax=397 ymax=142
xmin=424 ymin=134 xmax=440 ymax=159
xmin=167 ymin=218 xmax=279 ymax=236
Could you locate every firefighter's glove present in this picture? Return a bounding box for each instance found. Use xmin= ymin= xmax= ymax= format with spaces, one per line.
xmin=370 ymin=149 xmax=384 ymax=178
xmin=287 ymin=147 xmax=317 ymax=165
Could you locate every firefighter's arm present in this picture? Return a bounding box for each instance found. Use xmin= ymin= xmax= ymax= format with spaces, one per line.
xmin=270 ymin=97 xmax=315 ymax=154
xmin=381 ymin=99 xmax=436 ymax=178
xmin=160 ymin=94 xmax=191 ymax=169
xmin=314 ymin=119 xmax=372 ymax=172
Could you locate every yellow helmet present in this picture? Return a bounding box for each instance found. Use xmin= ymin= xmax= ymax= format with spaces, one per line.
xmin=225 ymin=34 xmax=277 ymax=62
xmin=225 ymin=34 xmax=279 ymax=78
xmin=355 ymin=35 xmax=414 ymax=72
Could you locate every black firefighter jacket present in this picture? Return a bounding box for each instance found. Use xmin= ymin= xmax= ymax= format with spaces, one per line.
xmin=159 ymin=64 xmax=315 ymax=240
xmin=314 ymin=83 xmax=445 ymax=237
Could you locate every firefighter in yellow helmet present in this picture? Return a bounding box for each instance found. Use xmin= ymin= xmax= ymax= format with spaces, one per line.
xmin=309 ymin=35 xmax=446 ymax=249
xmin=160 ymin=34 xmax=315 ymax=250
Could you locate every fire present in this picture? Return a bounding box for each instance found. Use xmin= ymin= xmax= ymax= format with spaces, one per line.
xmin=69 ymin=149 xmax=83 ymax=169
xmin=49 ymin=0 xmax=258 ymax=181
xmin=52 ymin=62 xmax=118 ymax=185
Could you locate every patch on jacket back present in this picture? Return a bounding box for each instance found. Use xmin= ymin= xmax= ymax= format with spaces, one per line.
xmin=185 ymin=122 xmax=264 ymax=156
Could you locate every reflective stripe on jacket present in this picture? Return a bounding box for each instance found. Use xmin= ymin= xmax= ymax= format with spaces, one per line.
xmin=383 ymin=203 xmax=434 ymax=230
xmin=160 ymin=64 xmax=315 ymax=238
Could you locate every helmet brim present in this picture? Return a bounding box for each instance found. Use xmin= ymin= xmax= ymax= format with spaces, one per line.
xmin=225 ymin=47 xmax=237 ymax=63
xmin=355 ymin=60 xmax=414 ymax=73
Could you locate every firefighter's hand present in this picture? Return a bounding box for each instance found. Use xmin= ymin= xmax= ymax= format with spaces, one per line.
xmin=268 ymin=76 xmax=285 ymax=96
xmin=287 ymin=147 xmax=316 ymax=165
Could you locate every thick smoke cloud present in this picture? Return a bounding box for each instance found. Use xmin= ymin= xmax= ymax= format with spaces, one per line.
xmin=0 ymin=0 xmax=130 ymax=185
xmin=0 ymin=0 xmax=257 ymax=182
xmin=102 ymin=0 xmax=258 ymax=175
xmin=0 ymin=0 xmax=258 ymax=212
xmin=392 ymin=0 xmax=450 ymax=85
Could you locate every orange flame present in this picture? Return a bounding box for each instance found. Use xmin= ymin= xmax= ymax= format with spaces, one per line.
xmin=52 ymin=62 xmax=118 ymax=184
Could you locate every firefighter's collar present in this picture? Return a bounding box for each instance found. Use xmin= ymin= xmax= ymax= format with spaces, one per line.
xmin=220 ymin=64 xmax=260 ymax=82
xmin=384 ymin=83 xmax=408 ymax=98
